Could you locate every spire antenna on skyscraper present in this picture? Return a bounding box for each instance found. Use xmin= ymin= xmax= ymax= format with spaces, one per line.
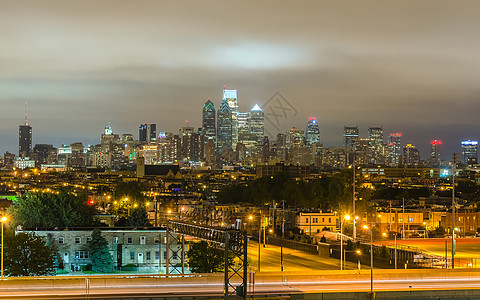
xmin=24 ymin=101 xmax=28 ymax=125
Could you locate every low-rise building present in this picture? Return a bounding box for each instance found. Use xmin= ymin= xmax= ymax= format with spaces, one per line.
xmin=296 ymin=212 xmax=337 ymax=235
xmin=23 ymin=229 xmax=182 ymax=273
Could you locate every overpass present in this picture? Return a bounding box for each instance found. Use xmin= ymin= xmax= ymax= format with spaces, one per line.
xmin=2 ymin=269 xmax=480 ymax=299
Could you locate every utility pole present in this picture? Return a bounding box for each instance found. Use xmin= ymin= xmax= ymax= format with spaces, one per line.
xmin=353 ymin=163 xmax=356 ymax=241
xmin=452 ymin=153 xmax=459 ymax=269
xmin=402 ymin=197 xmax=405 ymax=239
xmin=281 ymin=200 xmax=285 ymax=272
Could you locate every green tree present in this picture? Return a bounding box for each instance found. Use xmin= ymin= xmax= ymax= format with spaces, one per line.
xmin=114 ymin=182 xmax=146 ymax=203
xmin=187 ymin=241 xmax=232 ymax=273
xmin=4 ymin=231 xmax=55 ymax=276
xmin=88 ymin=229 xmax=113 ymax=273
xmin=128 ymin=206 xmax=151 ymax=227
xmin=8 ymin=192 xmax=98 ymax=228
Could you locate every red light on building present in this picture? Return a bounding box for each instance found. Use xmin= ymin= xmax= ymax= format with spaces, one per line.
xmin=87 ymin=199 xmax=94 ymax=205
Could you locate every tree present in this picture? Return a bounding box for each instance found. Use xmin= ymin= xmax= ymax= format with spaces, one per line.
xmin=187 ymin=241 xmax=232 ymax=273
xmin=8 ymin=192 xmax=98 ymax=228
xmin=88 ymin=229 xmax=113 ymax=273
xmin=128 ymin=206 xmax=151 ymax=227
xmin=4 ymin=231 xmax=55 ymax=276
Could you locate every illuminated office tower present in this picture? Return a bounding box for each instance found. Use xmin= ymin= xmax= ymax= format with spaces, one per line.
xmin=287 ymin=127 xmax=306 ymax=149
xmin=249 ymin=104 xmax=264 ymax=143
xmin=202 ymin=99 xmax=216 ymax=140
xmin=139 ymin=124 xmax=157 ymax=143
xmin=19 ymin=124 xmax=32 ymax=158
xmin=368 ymin=126 xmax=383 ymax=145
xmin=430 ymin=140 xmax=442 ymax=159
xmin=216 ymin=97 xmax=233 ymax=153
xmin=389 ymin=133 xmax=402 ymax=166
xmin=306 ymin=117 xmax=320 ymax=145
xmin=223 ymin=88 xmax=239 ymax=148
xmin=179 ymin=126 xmax=204 ymax=162
xmin=344 ymin=126 xmax=359 ymax=149
xmin=19 ymin=103 xmax=32 ymax=158
xmin=403 ymin=144 xmax=420 ymax=166
xmin=237 ymin=112 xmax=249 ymax=143
xmin=461 ymin=140 xmax=478 ymax=166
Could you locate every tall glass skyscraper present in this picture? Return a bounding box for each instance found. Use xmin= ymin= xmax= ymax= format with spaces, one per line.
xmin=249 ymin=104 xmax=264 ymax=143
xmin=368 ymin=126 xmax=384 ymax=145
xmin=430 ymin=140 xmax=442 ymax=159
xmin=389 ymin=133 xmax=402 ymax=166
xmin=223 ymin=89 xmax=238 ymax=148
xmin=306 ymin=117 xmax=320 ymax=145
xmin=461 ymin=140 xmax=478 ymax=165
xmin=19 ymin=124 xmax=32 ymax=158
xmin=216 ymin=98 xmax=233 ymax=153
xmin=344 ymin=126 xmax=359 ymax=149
xmin=139 ymin=124 xmax=156 ymax=143
xmin=202 ymin=99 xmax=216 ymax=140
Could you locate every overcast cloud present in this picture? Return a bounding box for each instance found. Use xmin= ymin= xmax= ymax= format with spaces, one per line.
xmin=1 ymin=0 xmax=480 ymax=159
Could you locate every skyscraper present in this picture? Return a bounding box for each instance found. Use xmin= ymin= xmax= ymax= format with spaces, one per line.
xmin=368 ymin=126 xmax=383 ymax=145
xmin=403 ymin=144 xmax=420 ymax=166
xmin=461 ymin=140 xmax=478 ymax=166
xmin=430 ymin=140 xmax=442 ymax=159
xmin=306 ymin=117 xmax=320 ymax=145
xmin=216 ymin=98 xmax=233 ymax=153
xmin=19 ymin=103 xmax=32 ymax=158
xmin=139 ymin=124 xmax=157 ymax=144
xmin=237 ymin=112 xmax=249 ymax=143
xmin=344 ymin=126 xmax=359 ymax=149
xmin=249 ymin=104 xmax=264 ymax=143
xmin=223 ymin=88 xmax=239 ymax=148
xmin=202 ymin=99 xmax=216 ymax=140
xmin=389 ymin=133 xmax=402 ymax=166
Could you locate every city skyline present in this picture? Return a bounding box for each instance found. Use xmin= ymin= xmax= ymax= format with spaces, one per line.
xmin=3 ymin=1 xmax=480 ymax=158
xmin=5 ymin=93 xmax=480 ymax=162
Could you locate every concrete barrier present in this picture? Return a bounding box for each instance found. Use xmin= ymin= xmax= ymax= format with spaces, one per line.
xmin=1 ymin=269 xmax=480 ymax=291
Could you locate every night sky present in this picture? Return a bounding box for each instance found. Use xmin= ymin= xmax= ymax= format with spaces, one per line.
xmin=2 ymin=0 xmax=480 ymax=159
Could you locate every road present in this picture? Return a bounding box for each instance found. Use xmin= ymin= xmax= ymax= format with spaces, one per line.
xmin=2 ymin=270 xmax=480 ymax=299
xmin=247 ymin=241 xmax=359 ymax=272
xmin=382 ymin=237 xmax=480 ymax=267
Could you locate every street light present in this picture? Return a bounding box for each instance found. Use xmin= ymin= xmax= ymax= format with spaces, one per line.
xmin=340 ymin=214 xmax=351 ymax=270
xmin=363 ymin=224 xmax=373 ymax=294
xmin=1 ymin=216 xmax=7 ymax=279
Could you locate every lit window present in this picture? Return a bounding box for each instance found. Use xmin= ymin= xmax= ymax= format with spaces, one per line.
xmin=75 ymin=251 xmax=89 ymax=259
xmin=140 ymin=236 xmax=146 ymax=245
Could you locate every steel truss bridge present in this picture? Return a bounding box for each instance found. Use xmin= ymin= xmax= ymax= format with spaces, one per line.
xmin=166 ymin=220 xmax=248 ymax=300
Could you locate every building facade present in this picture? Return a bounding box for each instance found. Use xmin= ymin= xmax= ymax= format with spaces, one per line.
xmin=29 ymin=229 xmax=182 ymax=273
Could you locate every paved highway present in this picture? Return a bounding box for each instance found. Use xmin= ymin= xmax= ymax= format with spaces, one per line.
xmin=2 ymin=270 xmax=480 ymax=299
xmin=247 ymin=241 xmax=359 ymax=272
